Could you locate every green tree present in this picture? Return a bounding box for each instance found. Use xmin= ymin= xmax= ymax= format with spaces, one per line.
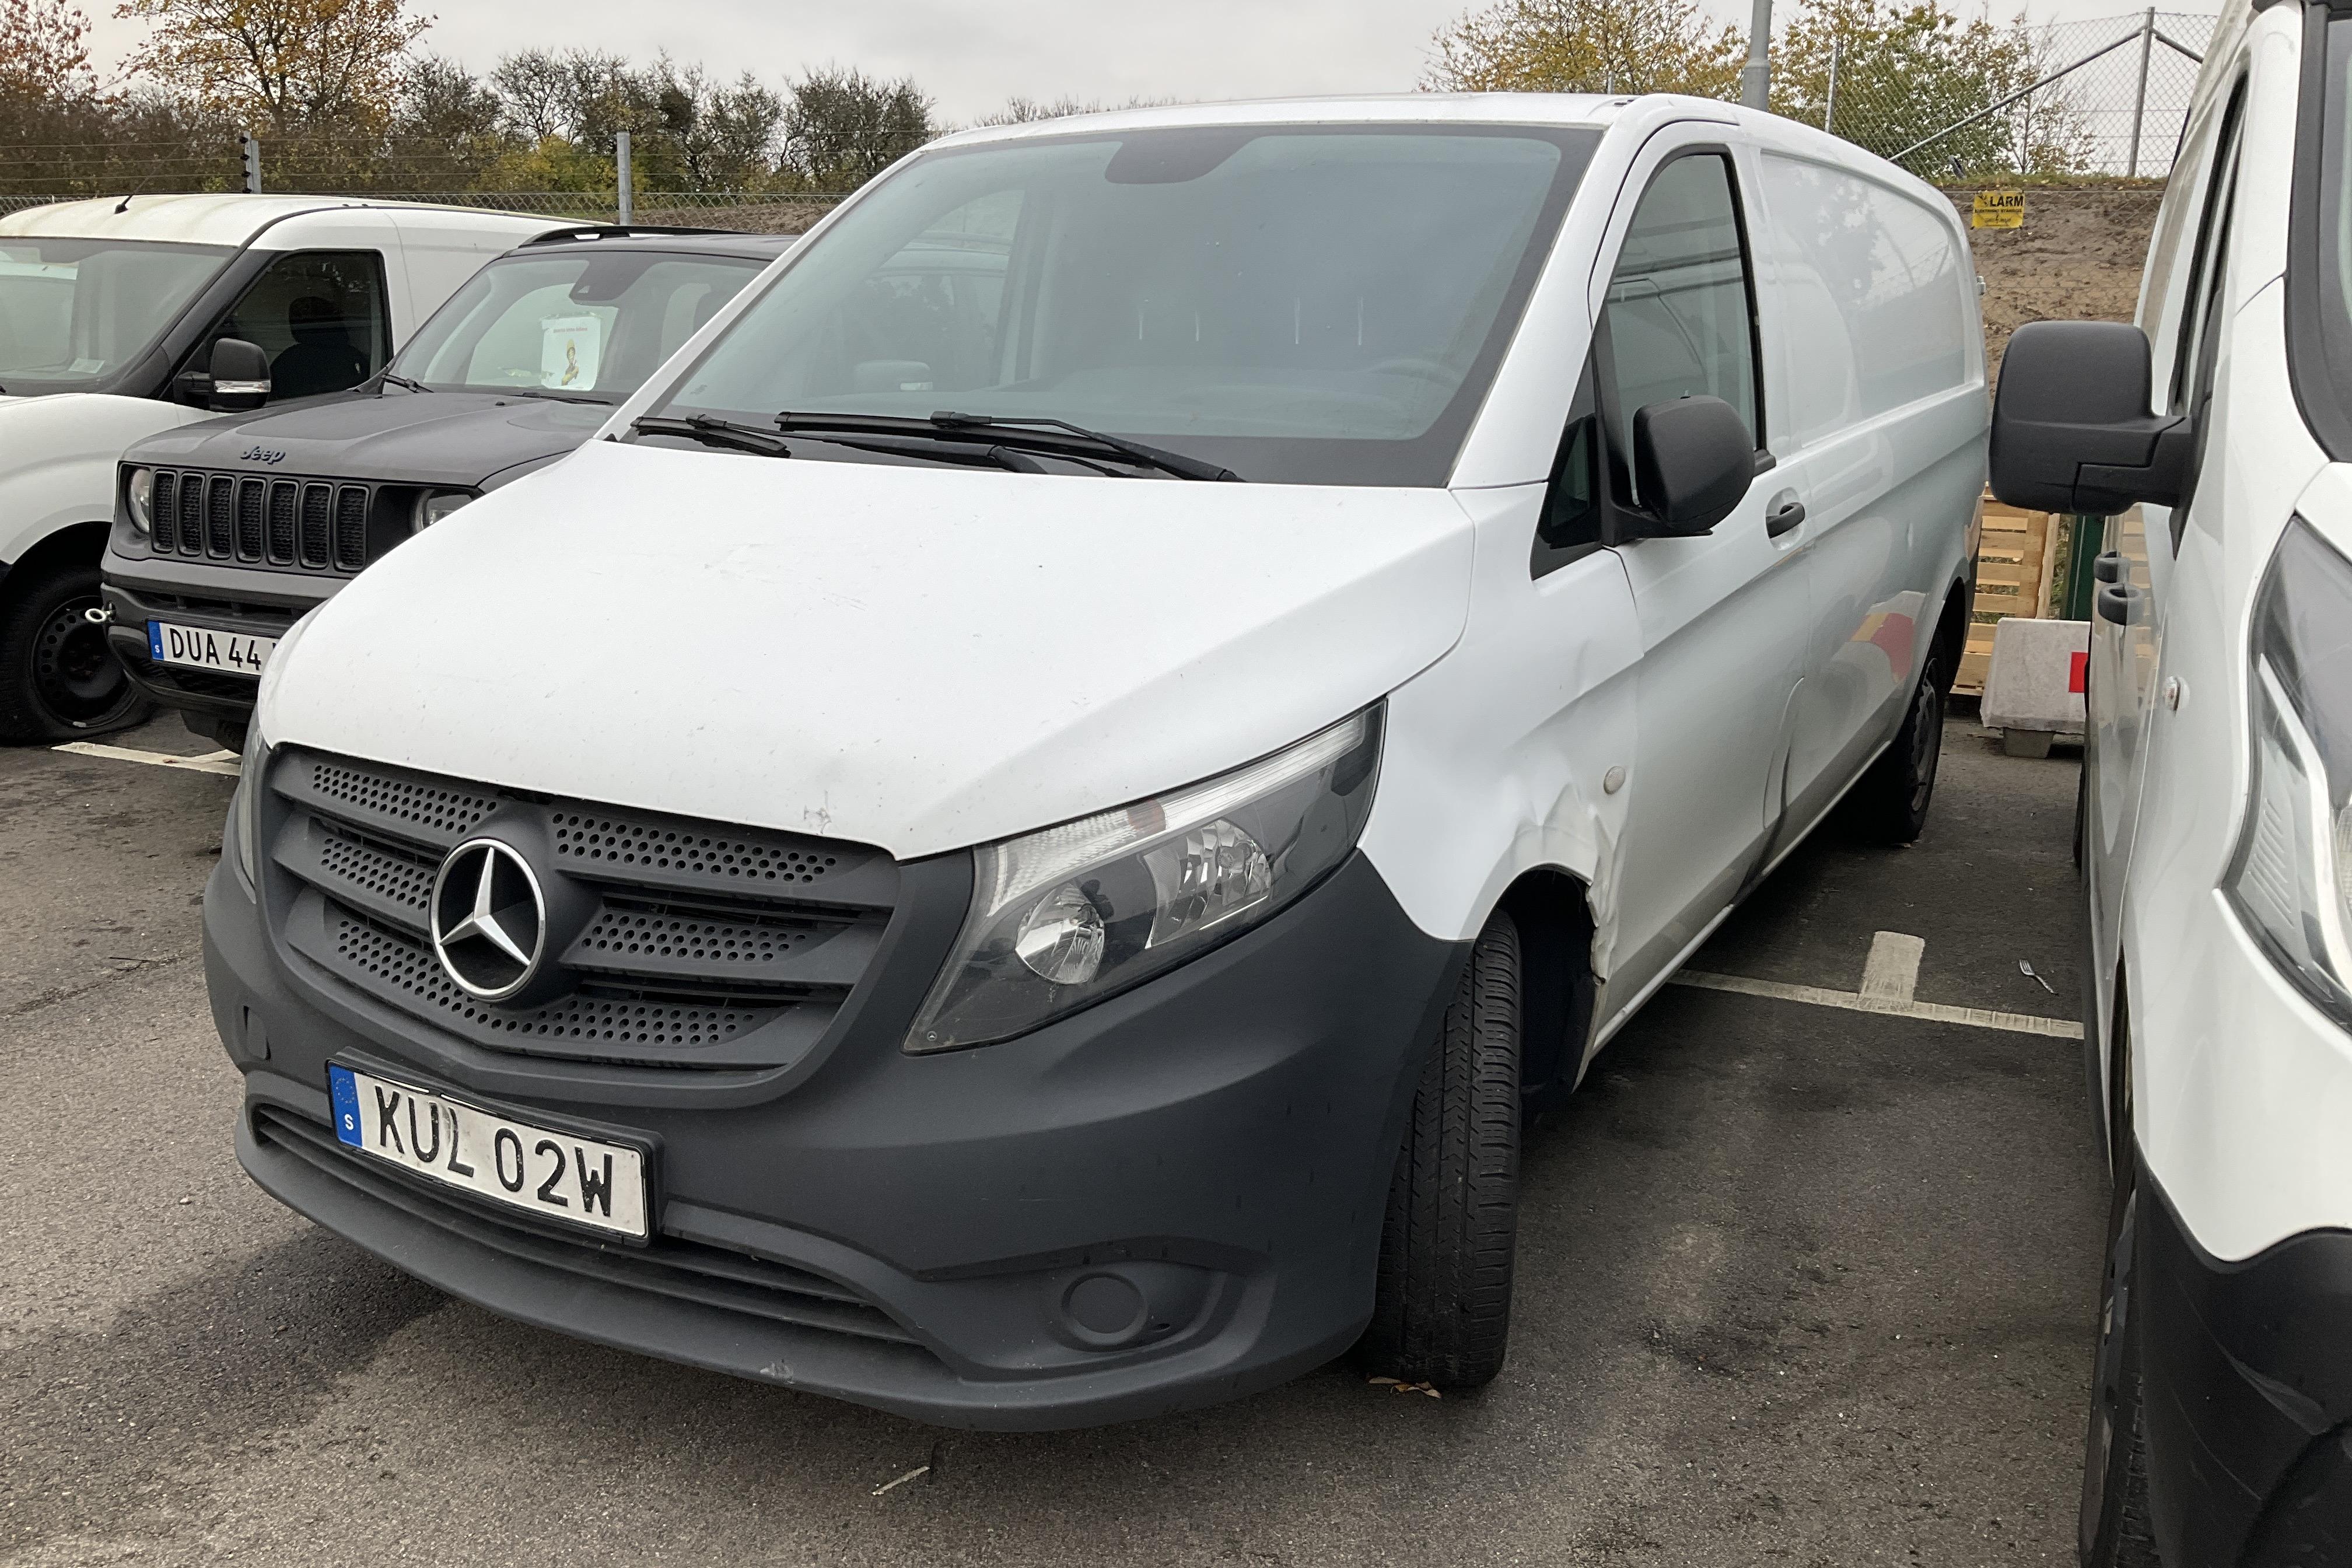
xmin=1770 ymin=0 xmax=2092 ymax=176
xmin=1422 ymin=0 xmax=1744 ymax=97
xmin=780 ymin=65 xmax=933 ymax=190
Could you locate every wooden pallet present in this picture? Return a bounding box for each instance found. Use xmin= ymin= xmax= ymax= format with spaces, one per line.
xmin=1955 ymin=500 xmax=2062 ymax=697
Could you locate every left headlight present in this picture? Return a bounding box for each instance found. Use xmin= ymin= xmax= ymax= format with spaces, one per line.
xmin=411 ymin=490 xmax=474 ymax=533
xmin=233 ymin=724 xmax=273 ymax=893
xmin=2225 ymin=517 xmax=2352 ymax=1025
xmin=907 ymin=706 xmax=1384 ymax=1052
xmin=126 ymin=467 xmax=153 ymax=534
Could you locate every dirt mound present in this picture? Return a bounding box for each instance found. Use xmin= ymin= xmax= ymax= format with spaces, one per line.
xmin=1944 ymin=185 xmax=2165 ymax=382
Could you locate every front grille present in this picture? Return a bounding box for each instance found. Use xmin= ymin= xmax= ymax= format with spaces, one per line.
xmin=141 ymin=466 xmax=391 ymax=578
xmin=150 ymin=471 xmax=179 ymax=552
xmin=131 ymin=662 xmax=258 ymax=701
xmin=265 ymin=748 xmax=900 ymax=1071
xmin=251 ymin=1104 xmax=928 ymax=1351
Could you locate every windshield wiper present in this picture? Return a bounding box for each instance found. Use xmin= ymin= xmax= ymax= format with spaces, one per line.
xmin=502 ymin=386 xmax=611 ymax=405
xmin=929 ymin=411 xmax=1240 ymax=481
xmin=378 ymin=370 xmax=430 ymax=393
xmin=766 ymin=410 xmax=1237 ymax=481
xmin=631 ymin=414 xmax=793 ymax=457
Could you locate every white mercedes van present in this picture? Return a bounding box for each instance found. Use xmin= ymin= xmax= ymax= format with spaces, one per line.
xmin=1990 ymin=0 xmax=2352 ymax=1560
xmin=212 ymin=95 xmax=1985 ymax=1428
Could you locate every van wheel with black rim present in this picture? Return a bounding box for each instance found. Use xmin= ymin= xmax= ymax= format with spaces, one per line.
xmin=2080 ymin=1165 xmax=2160 ymax=1566
xmin=1362 ymin=909 xmax=1521 ymax=1390
xmin=0 ymin=558 xmax=150 ymax=743
xmin=1854 ymin=653 xmax=1946 ymax=843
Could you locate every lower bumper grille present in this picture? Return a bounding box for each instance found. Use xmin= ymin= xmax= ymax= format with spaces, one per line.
xmin=252 ymin=1104 xmax=927 ymax=1350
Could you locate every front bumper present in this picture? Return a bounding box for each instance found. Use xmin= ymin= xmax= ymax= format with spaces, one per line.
xmin=2139 ymin=1166 xmax=2352 ymax=1563
xmin=207 ymin=848 xmax=1465 ymax=1429
xmin=99 ymin=550 xmax=333 ymax=738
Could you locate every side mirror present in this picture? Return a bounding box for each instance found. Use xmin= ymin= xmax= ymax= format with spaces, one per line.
xmin=1990 ymin=321 xmax=2190 ymax=516
xmin=206 ymin=338 xmax=271 ymax=412
xmin=1624 ymin=395 xmax=1754 ymax=538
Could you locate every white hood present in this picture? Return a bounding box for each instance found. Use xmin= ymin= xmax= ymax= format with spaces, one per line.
xmin=264 ymin=440 xmax=1475 ymax=858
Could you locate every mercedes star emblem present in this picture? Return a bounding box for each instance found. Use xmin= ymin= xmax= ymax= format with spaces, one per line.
xmin=429 ymin=838 xmax=547 ymax=1001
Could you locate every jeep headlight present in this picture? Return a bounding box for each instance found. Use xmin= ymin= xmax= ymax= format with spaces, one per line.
xmin=2226 ymin=519 xmax=2352 ymax=1024
xmin=411 ymin=490 xmax=474 ymax=533
xmin=126 ymin=467 xmax=153 ymax=534
xmin=908 ymin=707 xmax=1383 ymax=1051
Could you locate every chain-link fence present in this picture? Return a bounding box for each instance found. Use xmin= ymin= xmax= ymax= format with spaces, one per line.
xmin=1798 ymin=8 xmax=2216 ymax=179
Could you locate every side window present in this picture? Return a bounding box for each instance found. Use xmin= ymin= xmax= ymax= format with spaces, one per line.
xmin=2172 ymin=82 xmax=2247 ymax=418
xmin=1595 ymin=151 xmax=1762 ymax=505
xmin=197 ymin=250 xmax=390 ymax=402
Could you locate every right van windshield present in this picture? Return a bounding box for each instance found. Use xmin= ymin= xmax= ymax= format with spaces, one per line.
xmin=393 ymin=249 xmax=771 ymax=402
xmin=643 ymin=125 xmax=1601 ymax=485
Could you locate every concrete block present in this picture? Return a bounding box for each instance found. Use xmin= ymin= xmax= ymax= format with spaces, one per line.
xmin=1983 ymin=617 xmax=2089 ymax=745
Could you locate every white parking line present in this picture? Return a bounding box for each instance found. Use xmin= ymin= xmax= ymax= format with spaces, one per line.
xmin=1667 ymin=929 xmax=2083 ymax=1040
xmin=51 ymin=742 xmax=240 ymax=776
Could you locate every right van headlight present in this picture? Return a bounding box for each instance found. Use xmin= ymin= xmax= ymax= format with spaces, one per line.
xmin=232 ymin=723 xmax=274 ymax=894
xmin=2225 ymin=518 xmax=2352 ymax=1025
xmin=907 ymin=706 xmax=1384 ymax=1052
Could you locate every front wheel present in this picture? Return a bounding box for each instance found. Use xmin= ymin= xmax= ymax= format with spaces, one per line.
xmin=2080 ymin=1168 xmax=2160 ymax=1566
xmin=1362 ymin=909 xmax=1522 ymax=1389
xmin=0 ymin=558 xmax=151 ymax=743
xmin=1853 ymin=652 xmax=1947 ymax=843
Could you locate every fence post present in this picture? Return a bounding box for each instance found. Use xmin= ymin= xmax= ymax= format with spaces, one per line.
xmin=1824 ymin=34 xmax=1840 ymax=133
xmin=1741 ymin=0 xmax=1773 ymax=109
xmin=615 ymin=130 xmax=633 ymax=225
xmin=239 ymin=130 xmax=261 ymax=193
xmin=2126 ymin=6 xmax=2155 ymax=178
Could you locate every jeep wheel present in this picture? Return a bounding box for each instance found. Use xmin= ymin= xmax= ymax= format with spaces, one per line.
xmin=0 ymin=558 xmax=151 ymax=743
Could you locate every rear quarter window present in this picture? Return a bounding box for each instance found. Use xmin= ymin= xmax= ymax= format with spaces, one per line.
xmin=1758 ymin=153 xmax=1972 ymax=446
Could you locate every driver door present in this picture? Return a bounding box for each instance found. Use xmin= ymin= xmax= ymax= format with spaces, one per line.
xmin=1595 ymin=132 xmax=1814 ymax=1027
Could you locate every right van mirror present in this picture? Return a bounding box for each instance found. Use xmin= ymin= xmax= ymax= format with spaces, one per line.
xmin=1624 ymin=394 xmax=1754 ymax=538
xmin=1990 ymin=321 xmax=2191 ymax=516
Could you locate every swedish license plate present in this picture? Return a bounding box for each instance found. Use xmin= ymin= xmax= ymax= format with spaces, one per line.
xmin=327 ymin=1064 xmax=649 ymax=1239
xmin=148 ymin=620 xmax=276 ymax=676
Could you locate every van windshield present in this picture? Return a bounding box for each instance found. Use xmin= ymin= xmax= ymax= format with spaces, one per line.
xmin=391 ymin=250 xmax=771 ymax=402
xmin=0 ymin=237 xmax=233 ymax=393
xmin=645 ymin=125 xmax=1601 ymax=485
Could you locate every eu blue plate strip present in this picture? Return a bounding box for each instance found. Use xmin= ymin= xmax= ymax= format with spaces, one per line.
xmin=146 ymin=621 xmax=163 ymax=662
xmin=327 ymin=1064 xmax=363 ymax=1148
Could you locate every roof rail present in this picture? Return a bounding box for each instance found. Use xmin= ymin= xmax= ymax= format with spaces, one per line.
xmin=523 ymin=223 xmax=732 ymax=244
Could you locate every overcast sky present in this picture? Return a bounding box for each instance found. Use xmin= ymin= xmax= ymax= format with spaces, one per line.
xmin=78 ymin=0 xmax=2215 ymax=127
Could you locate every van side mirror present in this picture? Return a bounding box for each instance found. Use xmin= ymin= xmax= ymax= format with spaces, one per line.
xmin=1990 ymin=321 xmax=2190 ymax=516
xmin=206 ymin=338 xmax=271 ymax=412
xmin=1622 ymin=395 xmax=1754 ymax=538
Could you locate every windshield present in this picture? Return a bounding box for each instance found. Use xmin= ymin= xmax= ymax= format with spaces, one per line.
xmin=0 ymin=237 xmax=232 ymax=393
xmin=393 ymin=250 xmax=771 ymax=401
xmin=646 ymin=125 xmax=1600 ymax=485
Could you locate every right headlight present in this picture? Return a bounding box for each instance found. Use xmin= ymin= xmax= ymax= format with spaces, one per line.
xmin=2225 ymin=517 xmax=2352 ymax=1024
xmin=125 ymin=467 xmax=153 ymax=534
xmin=232 ymin=722 xmax=274 ymax=894
xmin=907 ymin=706 xmax=1384 ymax=1052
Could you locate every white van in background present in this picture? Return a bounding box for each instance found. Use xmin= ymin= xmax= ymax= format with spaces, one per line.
xmin=0 ymin=195 xmax=555 ymax=741
xmin=1990 ymin=0 xmax=2352 ymax=1560
xmin=212 ymin=96 xmax=1985 ymax=1428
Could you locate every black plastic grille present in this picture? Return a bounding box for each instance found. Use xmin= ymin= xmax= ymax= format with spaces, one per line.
xmin=265 ymin=749 xmax=898 ymax=1071
xmin=177 ymin=473 xmax=205 ymax=555
xmin=300 ymin=482 xmax=331 ymax=567
xmin=235 ymin=478 xmax=266 ymax=561
xmin=150 ymin=471 xmax=178 ymax=552
xmin=205 ymin=475 xmax=234 ymax=557
xmin=332 ymin=487 xmax=368 ymax=570
xmin=139 ymin=468 xmax=376 ymax=576
xmin=267 ymin=481 xmax=299 ymax=564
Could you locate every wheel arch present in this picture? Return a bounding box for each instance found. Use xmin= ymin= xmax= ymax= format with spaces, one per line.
xmin=0 ymin=519 xmax=110 ymax=604
xmin=1495 ymin=864 xmax=1599 ymax=1105
xmin=1931 ymin=575 xmax=1972 ymax=695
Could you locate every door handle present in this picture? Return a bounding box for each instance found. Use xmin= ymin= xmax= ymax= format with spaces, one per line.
xmin=2096 ymin=582 xmax=2135 ymax=626
xmin=1766 ymin=499 xmax=1807 ymax=538
xmin=2093 ymin=551 xmax=2124 ymax=583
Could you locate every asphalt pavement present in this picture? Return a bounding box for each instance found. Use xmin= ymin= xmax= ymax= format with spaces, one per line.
xmin=0 ymin=709 xmax=2104 ymax=1567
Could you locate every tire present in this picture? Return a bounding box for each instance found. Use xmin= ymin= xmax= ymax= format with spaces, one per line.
xmin=2075 ymin=755 xmax=2090 ymax=874
xmin=2080 ymin=1168 xmax=2161 ymax=1566
xmin=1363 ymin=909 xmax=1522 ymax=1389
xmin=0 ymin=557 xmax=151 ymax=743
xmin=1854 ymin=650 xmax=1947 ymax=844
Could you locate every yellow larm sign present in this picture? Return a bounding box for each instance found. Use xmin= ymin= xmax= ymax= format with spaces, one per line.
xmin=1972 ymin=190 xmax=2025 ymax=229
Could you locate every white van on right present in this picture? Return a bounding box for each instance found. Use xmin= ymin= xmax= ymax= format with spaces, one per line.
xmin=1989 ymin=0 xmax=2352 ymax=1560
